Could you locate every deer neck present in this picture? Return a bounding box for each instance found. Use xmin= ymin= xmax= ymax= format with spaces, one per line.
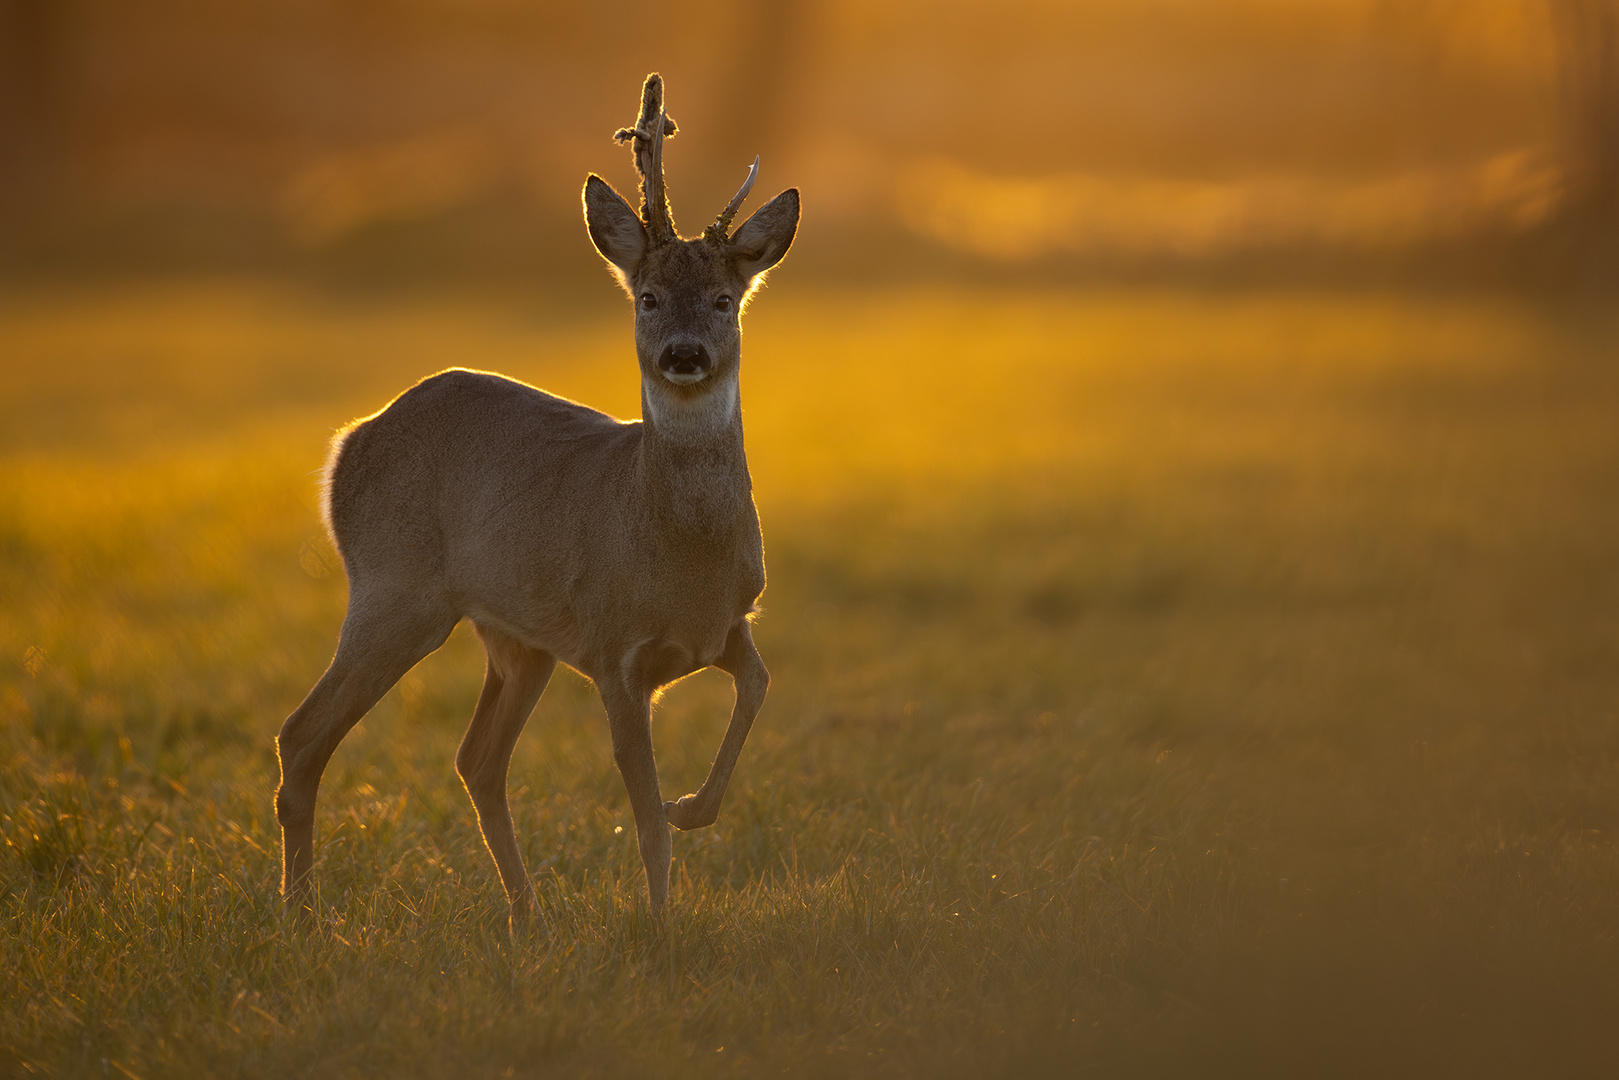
xmin=638 ymin=373 xmax=753 ymax=535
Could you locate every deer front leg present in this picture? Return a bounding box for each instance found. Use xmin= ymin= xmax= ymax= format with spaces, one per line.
xmin=599 ymin=673 xmax=671 ymax=917
xmin=665 ymin=620 xmax=768 ymax=832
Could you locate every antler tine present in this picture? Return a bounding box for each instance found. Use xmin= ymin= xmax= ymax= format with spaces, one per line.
xmin=704 ymin=156 xmax=760 ymax=247
xmin=612 ymin=73 xmax=678 ymax=244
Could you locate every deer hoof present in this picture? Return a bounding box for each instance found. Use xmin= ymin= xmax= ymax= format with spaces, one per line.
xmin=508 ymin=904 xmax=546 ymax=939
xmin=664 ymin=794 xmax=713 ymax=831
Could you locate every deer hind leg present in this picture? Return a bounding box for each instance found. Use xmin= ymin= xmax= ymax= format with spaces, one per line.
xmin=598 ymin=673 xmax=670 ymax=917
xmin=665 ymin=619 xmax=768 ymax=832
xmin=275 ymin=596 xmax=456 ymax=923
xmin=457 ymin=624 xmax=556 ymax=930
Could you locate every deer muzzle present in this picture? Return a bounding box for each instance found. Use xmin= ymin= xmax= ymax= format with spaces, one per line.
xmin=657 ymin=342 xmax=712 ymax=384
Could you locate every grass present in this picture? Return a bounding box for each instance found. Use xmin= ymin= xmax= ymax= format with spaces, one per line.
xmin=2 ymin=280 xmax=1618 ymax=1077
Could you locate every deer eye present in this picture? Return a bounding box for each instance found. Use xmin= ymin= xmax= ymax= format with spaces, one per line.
xmin=715 ymin=296 xmax=733 ymax=313
xmin=640 ymin=293 xmax=658 ymax=310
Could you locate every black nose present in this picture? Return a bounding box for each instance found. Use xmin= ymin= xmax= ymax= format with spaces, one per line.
xmin=657 ymin=342 xmax=712 ymax=376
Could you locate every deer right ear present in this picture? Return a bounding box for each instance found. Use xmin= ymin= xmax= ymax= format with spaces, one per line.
xmin=583 ymin=175 xmax=647 ymax=282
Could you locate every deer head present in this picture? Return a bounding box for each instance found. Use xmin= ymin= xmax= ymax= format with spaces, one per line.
xmin=583 ymin=74 xmax=799 ymax=432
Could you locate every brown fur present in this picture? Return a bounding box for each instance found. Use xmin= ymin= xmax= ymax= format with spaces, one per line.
xmin=274 ymin=77 xmax=799 ymax=930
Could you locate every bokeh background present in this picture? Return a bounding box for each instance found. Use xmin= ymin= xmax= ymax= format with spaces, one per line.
xmin=5 ymin=3 xmax=1619 ymax=1078
xmin=2 ymin=0 xmax=1616 ymax=289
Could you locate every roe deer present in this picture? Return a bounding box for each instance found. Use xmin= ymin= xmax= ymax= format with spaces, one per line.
xmin=274 ymin=73 xmax=798 ymax=928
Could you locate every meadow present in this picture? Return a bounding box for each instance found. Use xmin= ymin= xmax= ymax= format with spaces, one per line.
xmin=2 ymin=280 xmax=1618 ymax=1077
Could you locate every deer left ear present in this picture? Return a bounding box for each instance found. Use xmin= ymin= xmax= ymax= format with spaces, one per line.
xmin=730 ymin=189 xmax=799 ymax=280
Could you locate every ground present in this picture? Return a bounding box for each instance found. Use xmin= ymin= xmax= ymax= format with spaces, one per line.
xmin=2 ymin=282 xmax=1618 ymax=1077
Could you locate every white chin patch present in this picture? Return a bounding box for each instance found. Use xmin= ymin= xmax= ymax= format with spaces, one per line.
xmin=662 ymin=369 xmax=708 ymax=386
xmin=646 ymin=371 xmax=739 ymax=441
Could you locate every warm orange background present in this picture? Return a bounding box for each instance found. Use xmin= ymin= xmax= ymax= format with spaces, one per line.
xmin=1 ymin=0 xmax=1606 ymax=286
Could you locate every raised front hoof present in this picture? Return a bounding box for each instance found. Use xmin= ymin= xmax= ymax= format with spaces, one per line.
xmin=663 ymin=794 xmax=716 ymax=832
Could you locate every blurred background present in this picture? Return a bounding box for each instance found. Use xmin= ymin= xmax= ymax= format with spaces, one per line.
xmin=1 ymin=0 xmax=1614 ymax=292
xmin=6 ymin=3 xmax=1619 ymax=1076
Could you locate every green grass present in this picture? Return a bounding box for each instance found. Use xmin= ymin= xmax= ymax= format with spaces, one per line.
xmin=3 ymin=282 xmax=1618 ymax=1078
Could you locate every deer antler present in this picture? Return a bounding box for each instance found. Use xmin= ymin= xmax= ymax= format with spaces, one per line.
xmin=704 ymin=156 xmax=760 ymax=247
xmin=613 ymin=74 xmax=679 ymax=244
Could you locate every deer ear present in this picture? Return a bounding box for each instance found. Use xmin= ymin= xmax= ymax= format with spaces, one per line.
xmin=730 ymin=188 xmax=798 ymax=280
xmin=583 ymin=174 xmax=647 ymax=280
